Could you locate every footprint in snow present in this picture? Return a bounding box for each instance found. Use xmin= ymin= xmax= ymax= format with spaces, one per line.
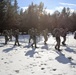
xmin=14 ymin=70 xmax=19 ymax=73
xmin=41 ymin=68 xmax=45 ymax=70
xmin=52 ymin=69 xmax=57 ymax=71
xmin=1 ymin=58 xmax=4 ymax=60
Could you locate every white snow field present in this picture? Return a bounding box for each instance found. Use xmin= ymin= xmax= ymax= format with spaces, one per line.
xmin=0 ymin=33 xmax=76 ymax=75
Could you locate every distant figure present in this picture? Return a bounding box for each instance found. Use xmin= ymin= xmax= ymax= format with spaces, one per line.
xmin=52 ymin=28 xmax=61 ymax=51
xmin=42 ymin=29 xmax=48 ymax=45
xmin=3 ymin=30 xmax=9 ymax=45
xmin=60 ymin=28 xmax=68 ymax=46
xmin=13 ymin=29 xmax=20 ymax=46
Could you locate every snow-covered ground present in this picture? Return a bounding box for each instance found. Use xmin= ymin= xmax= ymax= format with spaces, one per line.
xmin=0 ymin=33 xmax=76 ymax=75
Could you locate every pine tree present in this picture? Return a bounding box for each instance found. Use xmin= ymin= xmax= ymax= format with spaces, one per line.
xmin=14 ymin=0 xmax=18 ymax=13
xmin=13 ymin=0 xmax=19 ymax=29
xmin=0 ymin=0 xmax=6 ymax=32
xmin=4 ymin=0 xmax=19 ymax=29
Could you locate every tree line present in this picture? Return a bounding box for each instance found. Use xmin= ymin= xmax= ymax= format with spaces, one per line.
xmin=0 ymin=0 xmax=76 ymax=34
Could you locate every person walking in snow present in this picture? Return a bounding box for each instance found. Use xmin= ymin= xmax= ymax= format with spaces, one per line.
xmin=30 ymin=28 xmax=38 ymax=48
xmin=52 ymin=28 xmax=61 ymax=51
xmin=13 ymin=29 xmax=20 ymax=46
xmin=60 ymin=28 xmax=68 ymax=46
xmin=42 ymin=29 xmax=48 ymax=45
xmin=8 ymin=29 xmax=13 ymax=41
xmin=3 ymin=30 xmax=9 ymax=45
xmin=28 ymin=28 xmax=34 ymax=43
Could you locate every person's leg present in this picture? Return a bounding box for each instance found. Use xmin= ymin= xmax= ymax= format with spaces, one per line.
xmin=62 ymin=36 xmax=66 ymax=46
xmin=34 ymin=38 xmax=37 ymax=48
xmin=44 ymin=37 xmax=47 ymax=45
xmin=5 ymin=36 xmax=8 ymax=45
xmin=16 ymin=37 xmax=20 ymax=46
xmin=17 ymin=40 xmax=20 ymax=46
xmin=5 ymin=37 xmax=7 ymax=44
xmin=14 ymin=37 xmax=17 ymax=46
xmin=29 ymin=36 xmax=31 ymax=43
xmin=31 ymin=43 xmax=34 ymax=48
xmin=55 ymin=37 xmax=61 ymax=51
xmin=55 ymin=43 xmax=58 ymax=50
xmin=55 ymin=37 xmax=58 ymax=50
xmin=57 ymin=41 xmax=61 ymax=51
xmin=14 ymin=41 xmax=16 ymax=46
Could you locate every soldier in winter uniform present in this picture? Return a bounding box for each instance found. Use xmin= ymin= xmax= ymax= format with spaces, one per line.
xmin=60 ymin=28 xmax=68 ymax=46
xmin=13 ymin=29 xmax=20 ymax=46
xmin=42 ymin=29 xmax=48 ymax=45
xmin=52 ymin=28 xmax=61 ymax=51
xmin=28 ymin=28 xmax=34 ymax=43
xmin=30 ymin=28 xmax=38 ymax=48
xmin=3 ymin=30 xmax=9 ymax=45
xmin=8 ymin=29 xmax=12 ymax=41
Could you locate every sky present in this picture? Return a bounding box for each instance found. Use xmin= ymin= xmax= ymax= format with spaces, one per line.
xmin=17 ymin=0 xmax=76 ymax=14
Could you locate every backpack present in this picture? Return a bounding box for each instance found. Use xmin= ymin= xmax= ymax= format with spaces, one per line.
xmin=52 ymin=28 xmax=60 ymax=37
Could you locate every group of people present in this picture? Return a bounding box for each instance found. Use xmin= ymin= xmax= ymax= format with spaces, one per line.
xmin=3 ymin=29 xmax=12 ymax=45
xmin=1 ymin=27 xmax=76 ymax=51
xmin=3 ymin=29 xmax=20 ymax=46
xmin=52 ymin=28 xmax=68 ymax=51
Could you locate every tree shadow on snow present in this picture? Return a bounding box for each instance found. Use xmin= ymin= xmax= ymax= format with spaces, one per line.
xmin=55 ymin=52 xmax=76 ymax=65
xmin=25 ymin=48 xmax=37 ymax=57
xmin=65 ymin=46 xmax=76 ymax=54
xmin=3 ymin=46 xmax=15 ymax=53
